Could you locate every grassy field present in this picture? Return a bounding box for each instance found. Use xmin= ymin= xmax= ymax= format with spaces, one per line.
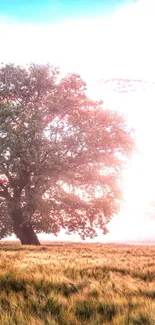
xmin=0 ymin=242 xmax=155 ymax=325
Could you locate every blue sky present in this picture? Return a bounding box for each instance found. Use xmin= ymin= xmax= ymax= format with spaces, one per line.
xmin=0 ymin=0 xmax=136 ymax=23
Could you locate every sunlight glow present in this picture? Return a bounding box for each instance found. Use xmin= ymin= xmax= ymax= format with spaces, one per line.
xmin=0 ymin=0 xmax=155 ymax=241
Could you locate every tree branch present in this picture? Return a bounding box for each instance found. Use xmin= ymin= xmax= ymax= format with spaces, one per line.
xmin=0 ymin=183 xmax=11 ymax=200
xmin=0 ymin=191 xmax=7 ymax=198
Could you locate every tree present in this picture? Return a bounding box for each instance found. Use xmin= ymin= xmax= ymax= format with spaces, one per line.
xmin=0 ymin=63 xmax=134 ymax=245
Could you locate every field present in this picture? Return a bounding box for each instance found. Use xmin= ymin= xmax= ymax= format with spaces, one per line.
xmin=0 ymin=242 xmax=155 ymax=325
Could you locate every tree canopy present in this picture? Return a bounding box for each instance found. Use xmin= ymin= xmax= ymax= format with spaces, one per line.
xmin=0 ymin=63 xmax=134 ymax=245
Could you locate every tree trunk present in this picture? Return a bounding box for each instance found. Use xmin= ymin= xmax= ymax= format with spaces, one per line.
xmin=15 ymin=223 xmax=40 ymax=245
xmin=12 ymin=209 xmax=40 ymax=245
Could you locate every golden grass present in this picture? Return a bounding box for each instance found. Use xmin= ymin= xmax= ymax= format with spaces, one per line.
xmin=0 ymin=242 xmax=155 ymax=324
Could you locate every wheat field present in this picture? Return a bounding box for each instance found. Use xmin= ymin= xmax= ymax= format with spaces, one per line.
xmin=0 ymin=242 xmax=155 ymax=325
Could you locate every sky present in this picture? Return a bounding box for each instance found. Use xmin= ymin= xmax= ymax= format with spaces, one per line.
xmin=1 ymin=0 xmax=155 ymax=242
xmin=0 ymin=0 xmax=135 ymax=23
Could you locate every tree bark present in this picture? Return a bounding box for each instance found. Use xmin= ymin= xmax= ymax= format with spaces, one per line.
xmin=11 ymin=209 xmax=40 ymax=245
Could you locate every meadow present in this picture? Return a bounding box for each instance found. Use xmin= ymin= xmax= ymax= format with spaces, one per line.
xmin=0 ymin=242 xmax=155 ymax=325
